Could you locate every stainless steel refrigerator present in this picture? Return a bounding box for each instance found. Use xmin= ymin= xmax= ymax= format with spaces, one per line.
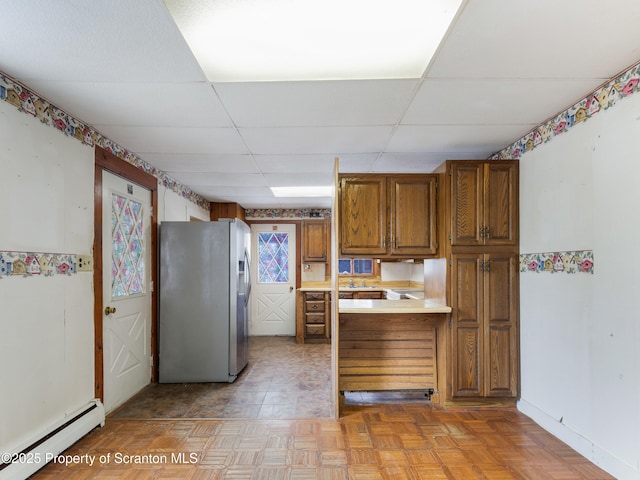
xmin=159 ymin=219 xmax=251 ymax=383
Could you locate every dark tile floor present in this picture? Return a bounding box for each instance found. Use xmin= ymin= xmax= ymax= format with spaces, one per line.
xmin=111 ymin=336 xmax=335 ymax=420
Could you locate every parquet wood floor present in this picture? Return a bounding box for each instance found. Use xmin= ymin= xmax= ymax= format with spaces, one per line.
xmin=29 ymin=337 xmax=614 ymax=479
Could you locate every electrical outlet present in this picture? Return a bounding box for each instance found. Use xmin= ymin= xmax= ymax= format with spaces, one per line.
xmin=77 ymin=255 xmax=93 ymax=272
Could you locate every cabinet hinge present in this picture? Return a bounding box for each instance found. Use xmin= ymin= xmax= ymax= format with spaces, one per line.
xmin=448 ymin=256 xmax=452 ymax=267
xmin=448 ymin=233 xmax=451 ymax=241
xmin=448 ymin=319 xmax=452 ymax=328
xmin=448 ymin=168 xmax=452 ymax=176
xmin=435 ymin=242 xmax=439 ymax=250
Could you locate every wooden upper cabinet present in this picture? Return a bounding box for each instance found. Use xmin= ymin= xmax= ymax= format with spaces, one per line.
xmin=450 ymin=161 xmax=518 ymax=247
xmin=339 ymin=174 xmax=438 ymax=257
xmin=390 ymin=175 xmax=438 ymax=256
xmin=339 ymin=176 xmax=387 ymax=255
xmin=484 ymin=163 xmax=519 ymax=245
xmin=302 ymin=219 xmax=329 ymax=262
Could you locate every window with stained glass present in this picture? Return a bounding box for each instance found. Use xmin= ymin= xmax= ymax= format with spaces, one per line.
xmin=257 ymin=232 xmax=289 ymax=283
xmin=111 ymin=193 xmax=145 ymax=298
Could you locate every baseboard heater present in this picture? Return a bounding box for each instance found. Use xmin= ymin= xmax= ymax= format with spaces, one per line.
xmin=0 ymin=399 xmax=105 ymax=480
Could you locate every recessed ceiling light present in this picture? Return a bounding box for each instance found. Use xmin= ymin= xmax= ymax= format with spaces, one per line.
xmin=165 ymin=0 xmax=463 ymax=82
xmin=271 ymin=186 xmax=333 ymax=197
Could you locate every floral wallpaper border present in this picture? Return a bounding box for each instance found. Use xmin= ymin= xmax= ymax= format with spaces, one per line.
xmin=0 ymin=251 xmax=78 ymax=278
xmin=520 ymin=250 xmax=594 ymax=274
xmin=491 ymin=61 xmax=640 ymax=160
xmin=245 ymin=208 xmax=331 ymax=219
xmin=0 ymin=73 xmax=210 ymax=210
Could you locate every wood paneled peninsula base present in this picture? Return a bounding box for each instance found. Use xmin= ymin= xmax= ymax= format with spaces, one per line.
xmin=338 ymin=299 xmax=451 ymax=410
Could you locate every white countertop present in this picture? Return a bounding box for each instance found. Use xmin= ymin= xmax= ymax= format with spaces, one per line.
xmin=339 ymin=298 xmax=451 ymax=314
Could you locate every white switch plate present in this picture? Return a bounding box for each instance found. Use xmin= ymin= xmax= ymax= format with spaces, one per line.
xmin=77 ymin=255 xmax=93 ymax=272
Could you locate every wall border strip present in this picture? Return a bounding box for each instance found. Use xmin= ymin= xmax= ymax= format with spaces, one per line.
xmin=0 ymin=72 xmax=210 ymax=211
xmin=520 ymin=250 xmax=594 ymax=274
xmin=491 ymin=61 xmax=640 ymax=160
xmin=0 ymin=250 xmax=78 ymax=277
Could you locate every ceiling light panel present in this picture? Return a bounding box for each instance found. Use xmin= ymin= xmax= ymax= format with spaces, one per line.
xmin=165 ymin=0 xmax=463 ymax=82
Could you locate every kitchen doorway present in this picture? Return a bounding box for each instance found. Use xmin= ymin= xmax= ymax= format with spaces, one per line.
xmin=250 ymin=223 xmax=297 ymax=336
xmin=101 ymin=170 xmax=152 ymax=413
xmin=93 ymin=147 xmax=158 ymax=413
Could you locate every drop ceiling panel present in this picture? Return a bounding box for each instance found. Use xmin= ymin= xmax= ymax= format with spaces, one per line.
xmin=0 ymin=1 xmax=205 ymax=83
xmin=254 ymin=155 xmax=340 ymax=173
xmin=374 ymin=153 xmax=479 ymax=173
xmin=142 ymin=153 xmax=259 ymax=173
xmin=94 ymin=126 xmax=249 ymax=155
xmin=240 ymin=126 xmax=394 ymax=154
xmin=25 ymin=81 xmax=231 ymax=128
xmin=191 ymin=184 xmax=272 ymax=196
xmin=215 ymin=80 xmax=418 ymax=127
xmin=263 ymin=172 xmax=334 ymax=187
xmin=336 ymin=154 xmax=380 ymax=173
xmin=1 ymin=1 xmax=638 ymax=210
xmin=165 ymin=172 xmax=268 ymax=187
xmin=403 ymin=78 xmax=607 ymax=125
xmin=387 ymin=124 xmax=536 ymax=154
xmin=429 ymin=0 xmax=640 ymax=79
xmin=243 ymin=196 xmax=332 ymax=209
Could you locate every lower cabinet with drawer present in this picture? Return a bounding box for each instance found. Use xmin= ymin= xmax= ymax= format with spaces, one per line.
xmin=296 ymin=291 xmax=330 ymax=343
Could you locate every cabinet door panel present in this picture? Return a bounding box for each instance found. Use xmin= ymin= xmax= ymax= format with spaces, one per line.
xmin=484 ymin=163 xmax=518 ymax=246
xmin=450 ymin=163 xmax=483 ymax=246
xmin=484 ymin=253 xmax=519 ymax=397
xmin=486 ymin=325 xmax=516 ymax=396
xmin=390 ymin=175 xmax=437 ymax=256
xmin=340 ymin=176 xmax=387 ymax=254
xmin=302 ymin=220 xmax=328 ymax=262
xmin=455 ymin=327 xmax=482 ymax=396
xmin=451 ymin=254 xmax=483 ymax=397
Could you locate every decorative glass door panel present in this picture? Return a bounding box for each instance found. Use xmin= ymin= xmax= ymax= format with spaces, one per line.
xmin=111 ymin=193 xmax=145 ymax=298
xmin=257 ymin=232 xmax=289 ymax=283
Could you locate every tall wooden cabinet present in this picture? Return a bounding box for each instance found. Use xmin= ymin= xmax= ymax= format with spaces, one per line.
xmin=450 ymin=252 xmax=519 ymax=397
xmin=440 ymin=160 xmax=520 ymax=401
xmin=339 ymin=174 xmax=438 ymax=257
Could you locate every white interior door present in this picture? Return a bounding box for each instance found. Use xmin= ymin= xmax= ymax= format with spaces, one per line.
xmin=102 ymin=170 xmax=152 ymax=413
xmin=250 ymin=224 xmax=296 ymax=336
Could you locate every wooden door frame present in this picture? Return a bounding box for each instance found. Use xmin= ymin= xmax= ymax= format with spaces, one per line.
xmin=93 ymin=147 xmax=159 ymax=401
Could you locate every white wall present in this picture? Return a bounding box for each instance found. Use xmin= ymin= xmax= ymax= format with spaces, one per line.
xmin=518 ymin=92 xmax=640 ymax=479
xmin=381 ymin=260 xmax=424 ymax=283
xmin=0 ymin=101 xmax=95 ymax=453
xmin=159 ymin=184 xmax=210 ymax=222
xmin=0 ymin=98 xmax=209 ymax=456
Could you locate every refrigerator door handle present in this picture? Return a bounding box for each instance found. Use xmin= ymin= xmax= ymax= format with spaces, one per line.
xmin=244 ymin=249 xmax=252 ymax=306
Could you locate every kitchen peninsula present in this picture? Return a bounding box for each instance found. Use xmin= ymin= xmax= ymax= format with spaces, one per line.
xmin=338 ymin=297 xmax=451 ymax=406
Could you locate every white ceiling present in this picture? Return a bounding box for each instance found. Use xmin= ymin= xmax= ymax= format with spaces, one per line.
xmin=1 ymin=0 xmax=640 ymax=209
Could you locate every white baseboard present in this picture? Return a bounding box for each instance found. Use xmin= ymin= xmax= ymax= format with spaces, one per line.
xmin=0 ymin=399 xmax=105 ymax=480
xmin=518 ymin=399 xmax=639 ymax=480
